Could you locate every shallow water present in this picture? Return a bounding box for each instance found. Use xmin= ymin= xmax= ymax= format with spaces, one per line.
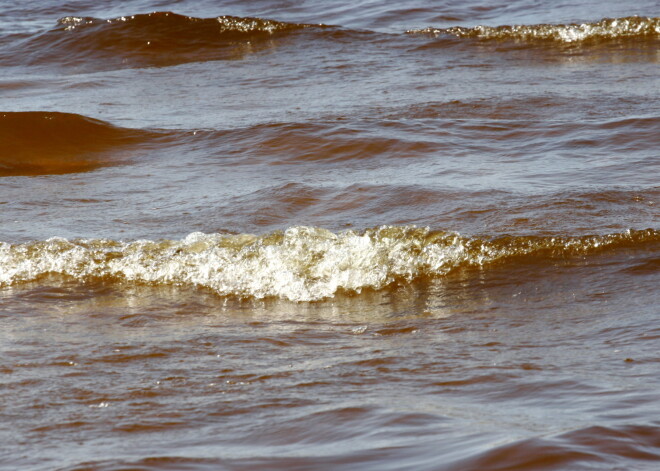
xmin=1 ymin=1 xmax=659 ymax=470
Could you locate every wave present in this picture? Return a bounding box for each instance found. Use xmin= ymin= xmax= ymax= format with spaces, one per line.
xmin=453 ymin=424 xmax=660 ymax=471
xmin=6 ymin=11 xmax=324 ymax=69
xmin=0 ymin=111 xmax=159 ymax=176
xmin=407 ymin=16 xmax=660 ymax=44
xmin=1 ymin=226 xmax=656 ymax=302
xmin=5 ymin=13 xmax=657 ymax=70
xmin=214 ymin=121 xmax=440 ymax=165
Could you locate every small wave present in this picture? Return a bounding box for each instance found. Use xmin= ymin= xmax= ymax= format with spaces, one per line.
xmin=1 ymin=227 xmax=656 ymax=302
xmin=57 ymin=12 xmax=316 ymax=37
xmin=407 ymin=16 xmax=660 ymax=44
xmin=454 ymin=424 xmax=660 ymax=470
xmin=0 ymin=111 xmax=158 ymax=176
xmin=216 ymin=122 xmax=440 ymax=165
xmin=9 ymin=11 xmax=324 ymax=69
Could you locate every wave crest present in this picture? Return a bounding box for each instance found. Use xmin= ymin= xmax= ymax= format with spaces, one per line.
xmin=407 ymin=16 xmax=660 ymax=43
xmin=1 ymin=227 xmax=656 ymax=301
xmin=58 ymin=12 xmax=315 ymax=37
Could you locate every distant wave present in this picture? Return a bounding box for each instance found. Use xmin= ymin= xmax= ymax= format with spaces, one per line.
xmin=57 ymin=11 xmax=318 ymax=38
xmin=6 ymin=11 xmax=325 ymax=69
xmin=4 ymin=13 xmax=658 ymax=70
xmin=0 ymin=111 xmax=159 ymax=176
xmin=1 ymin=227 xmax=656 ymax=301
xmin=407 ymin=16 xmax=660 ymax=43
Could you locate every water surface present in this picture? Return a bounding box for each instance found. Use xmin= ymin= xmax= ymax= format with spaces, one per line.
xmin=1 ymin=0 xmax=659 ymax=470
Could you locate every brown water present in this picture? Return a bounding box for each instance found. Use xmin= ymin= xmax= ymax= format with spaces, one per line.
xmin=1 ymin=1 xmax=659 ymax=470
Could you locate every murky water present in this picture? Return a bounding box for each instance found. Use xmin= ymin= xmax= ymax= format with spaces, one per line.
xmin=1 ymin=1 xmax=659 ymax=469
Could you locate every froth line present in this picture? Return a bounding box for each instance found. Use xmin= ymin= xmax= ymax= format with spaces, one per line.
xmin=407 ymin=16 xmax=660 ymax=43
xmin=1 ymin=227 xmax=656 ymax=302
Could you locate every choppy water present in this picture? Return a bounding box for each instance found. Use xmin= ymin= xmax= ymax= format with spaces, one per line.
xmin=1 ymin=1 xmax=659 ymax=470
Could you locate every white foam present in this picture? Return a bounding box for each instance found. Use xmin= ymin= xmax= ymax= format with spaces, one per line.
xmin=1 ymin=226 xmax=654 ymax=301
xmin=407 ymin=16 xmax=660 ymax=44
xmin=0 ymin=227 xmax=476 ymax=301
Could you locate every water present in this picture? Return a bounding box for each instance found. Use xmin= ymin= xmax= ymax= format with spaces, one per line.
xmin=1 ymin=1 xmax=659 ymax=470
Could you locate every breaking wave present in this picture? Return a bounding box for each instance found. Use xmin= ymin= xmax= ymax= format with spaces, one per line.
xmin=1 ymin=226 xmax=656 ymax=302
xmin=8 ymin=11 xmax=324 ymax=69
xmin=5 ymin=13 xmax=658 ymax=70
xmin=0 ymin=111 xmax=160 ymax=176
xmin=407 ymin=16 xmax=660 ymax=43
